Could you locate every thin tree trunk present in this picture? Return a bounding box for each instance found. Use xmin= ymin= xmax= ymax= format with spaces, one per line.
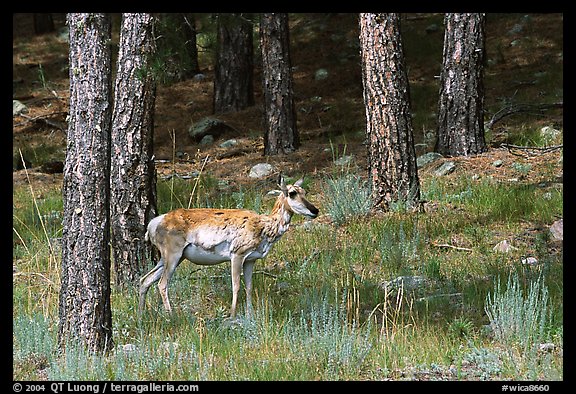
xmin=359 ymin=13 xmax=420 ymax=211
xmin=436 ymin=13 xmax=487 ymax=156
xmin=181 ymin=13 xmax=200 ymax=76
xmin=157 ymin=13 xmax=200 ymax=81
xmin=213 ymin=13 xmax=254 ymax=114
xmin=110 ymin=13 xmax=158 ymax=287
xmin=59 ymin=13 xmax=113 ymax=353
xmin=260 ymin=13 xmax=299 ymax=155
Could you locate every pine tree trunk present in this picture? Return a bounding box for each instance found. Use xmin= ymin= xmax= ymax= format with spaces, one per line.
xmin=359 ymin=13 xmax=420 ymax=211
xmin=436 ymin=13 xmax=487 ymax=156
xmin=110 ymin=13 xmax=158 ymax=287
xmin=181 ymin=13 xmax=200 ymax=76
xmin=157 ymin=13 xmax=200 ymax=80
xmin=59 ymin=13 xmax=113 ymax=353
xmin=260 ymin=13 xmax=299 ymax=155
xmin=213 ymin=13 xmax=254 ymax=114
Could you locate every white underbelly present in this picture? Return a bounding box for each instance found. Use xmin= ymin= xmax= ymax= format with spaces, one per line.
xmin=182 ymin=237 xmax=277 ymax=265
xmin=183 ymin=243 xmax=231 ymax=265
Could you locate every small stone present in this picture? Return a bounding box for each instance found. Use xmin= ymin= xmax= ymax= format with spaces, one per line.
xmin=314 ymin=68 xmax=329 ymax=81
xmin=417 ymin=152 xmax=443 ymax=168
xmin=199 ymin=135 xmax=214 ymax=146
xmin=188 ymin=117 xmax=237 ymax=142
xmin=193 ymin=73 xmax=206 ymax=82
xmin=219 ymin=139 xmax=238 ymax=148
xmin=549 ymin=219 xmax=563 ymax=241
xmin=434 ymin=161 xmax=456 ymax=176
xmin=382 ymin=276 xmax=427 ymax=293
xmin=249 ymin=163 xmax=274 ymax=179
xmin=13 ymin=100 xmax=27 ymax=116
xmin=492 ymin=159 xmax=503 ymax=167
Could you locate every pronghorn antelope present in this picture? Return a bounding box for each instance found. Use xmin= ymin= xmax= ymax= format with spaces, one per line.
xmin=139 ymin=175 xmax=319 ymax=318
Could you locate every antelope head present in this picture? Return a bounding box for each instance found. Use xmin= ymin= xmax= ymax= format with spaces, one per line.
xmin=278 ymin=174 xmax=319 ymax=219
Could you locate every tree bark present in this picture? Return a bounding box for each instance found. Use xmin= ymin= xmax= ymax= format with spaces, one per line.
xmin=59 ymin=13 xmax=113 ymax=353
xmin=110 ymin=13 xmax=158 ymax=287
xmin=260 ymin=13 xmax=299 ymax=155
xmin=180 ymin=13 xmax=200 ymax=76
xmin=359 ymin=13 xmax=420 ymax=211
xmin=436 ymin=13 xmax=487 ymax=156
xmin=213 ymin=13 xmax=254 ymax=114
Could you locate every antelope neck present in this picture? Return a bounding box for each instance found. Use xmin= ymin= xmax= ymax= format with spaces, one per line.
xmin=266 ymin=195 xmax=293 ymax=239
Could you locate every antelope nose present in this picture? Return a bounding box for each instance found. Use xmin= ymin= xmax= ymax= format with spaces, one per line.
xmin=309 ymin=206 xmax=319 ymax=218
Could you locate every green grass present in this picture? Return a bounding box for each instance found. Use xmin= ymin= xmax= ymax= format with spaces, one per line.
xmin=13 ymin=169 xmax=563 ymax=380
xmin=13 ymin=143 xmax=65 ymax=170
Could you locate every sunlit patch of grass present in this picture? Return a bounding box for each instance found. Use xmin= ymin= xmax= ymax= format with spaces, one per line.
xmin=13 ymin=151 xmax=563 ymax=380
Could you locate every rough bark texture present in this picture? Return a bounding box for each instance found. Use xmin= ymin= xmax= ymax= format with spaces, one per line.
xmin=260 ymin=13 xmax=299 ymax=155
xmin=436 ymin=13 xmax=487 ymax=156
xmin=110 ymin=13 xmax=158 ymax=287
xmin=59 ymin=13 xmax=113 ymax=353
xmin=213 ymin=13 xmax=254 ymax=114
xmin=359 ymin=13 xmax=420 ymax=211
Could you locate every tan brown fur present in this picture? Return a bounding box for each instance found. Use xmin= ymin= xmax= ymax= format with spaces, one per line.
xmin=138 ymin=177 xmax=318 ymax=319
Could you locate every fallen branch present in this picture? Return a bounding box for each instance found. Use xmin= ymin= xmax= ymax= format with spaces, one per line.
xmin=15 ymin=112 xmax=68 ymax=131
xmin=486 ymin=101 xmax=563 ymax=130
xmin=500 ymin=143 xmax=563 ymax=157
xmin=432 ymin=242 xmax=473 ymax=252
xmin=254 ymin=270 xmax=278 ymax=279
xmin=160 ymin=173 xmax=196 ymax=181
xmin=500 ymin=143 xmax=563 ymax=152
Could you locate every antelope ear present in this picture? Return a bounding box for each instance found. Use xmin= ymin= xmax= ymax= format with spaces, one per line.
xmin=294 ymin=178 xmax=304 ymax=187
xmin=277 ymin=173 xmax=288 ymax=196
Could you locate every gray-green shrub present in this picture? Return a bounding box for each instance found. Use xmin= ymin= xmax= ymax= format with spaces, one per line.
xmin=323 ymin=173 xmax=371 ymax=225
xmin=485 ymin=273 xmax=551 ymax=352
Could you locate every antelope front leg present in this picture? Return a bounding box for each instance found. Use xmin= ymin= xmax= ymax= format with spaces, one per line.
xmin=230 ymin=254 xmax=244 ymax=319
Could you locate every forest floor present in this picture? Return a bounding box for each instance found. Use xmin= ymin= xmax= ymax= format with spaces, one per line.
xmin=12 ymin=13 xmax=563 ymax=193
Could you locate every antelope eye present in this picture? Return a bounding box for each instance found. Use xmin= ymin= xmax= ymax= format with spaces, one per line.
xmin=288 ymin=190 xmax=298 ymax=198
